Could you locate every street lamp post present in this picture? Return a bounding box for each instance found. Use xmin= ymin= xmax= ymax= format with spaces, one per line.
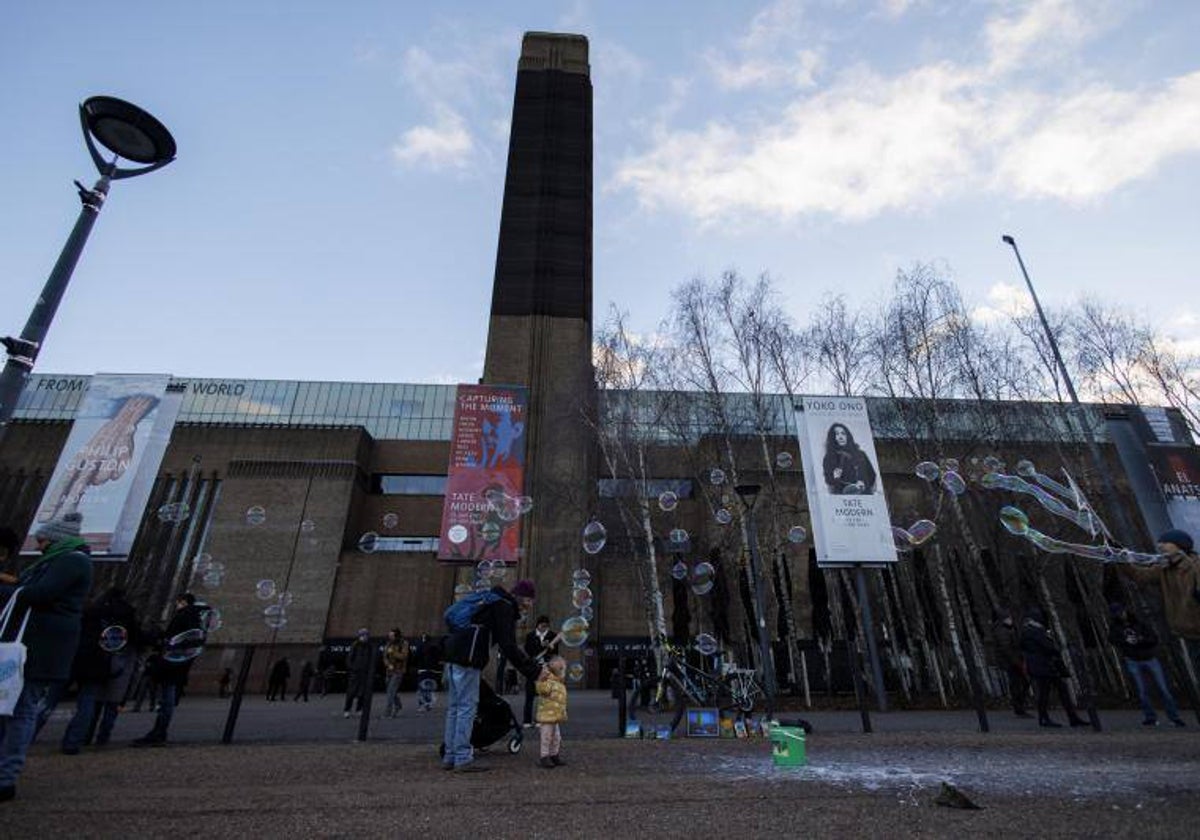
xmin=1001 ymin=235 xmax=1138 ymax=550
xmin=735 ymin=483 xmax=777 ymax=718
xmin=0 ymin=97 xmax=176 ymax=440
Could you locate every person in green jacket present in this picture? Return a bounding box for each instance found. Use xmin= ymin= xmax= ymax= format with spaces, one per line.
xmin=0 ymin=512 xmax=93 ymax=803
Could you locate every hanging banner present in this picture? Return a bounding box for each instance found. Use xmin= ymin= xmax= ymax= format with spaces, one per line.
xmin=795 ymin=396 xmax=897 ymax=567
xmin=25 ymin=374 xmax=182 ymax=556
xmin=438 ymin=384 xmax=527 ymax=564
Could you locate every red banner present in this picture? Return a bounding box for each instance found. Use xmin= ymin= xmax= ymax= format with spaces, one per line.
xmin=438 ymin=384 xmax=528 ymax=563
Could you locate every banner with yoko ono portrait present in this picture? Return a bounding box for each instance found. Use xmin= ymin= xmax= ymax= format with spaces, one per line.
xmin=795 ymin=396 xmax=897 ymax=567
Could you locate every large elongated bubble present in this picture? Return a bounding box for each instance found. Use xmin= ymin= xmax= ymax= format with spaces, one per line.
xmin=981 ymin=473 xmax=1095 ymax=532
xmin=907 ymin=520 xmax=937 ymax=545
xmin=941 ymin=471 xmax=966 ymax=496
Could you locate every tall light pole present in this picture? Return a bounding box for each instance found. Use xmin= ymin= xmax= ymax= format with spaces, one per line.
xmin=0 ymin=96 xmax=176 ymax=441
xmin=1001 ymin=234 xmax=1137 ymax=548
xmin=735 ymin=483 xmax=777 ymax=717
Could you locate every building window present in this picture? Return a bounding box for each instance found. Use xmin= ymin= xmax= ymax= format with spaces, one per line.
xmin=598 ymin=478 xmax=694 ymax=499
xmin=375 ymin=474 xmax=448 ymax=495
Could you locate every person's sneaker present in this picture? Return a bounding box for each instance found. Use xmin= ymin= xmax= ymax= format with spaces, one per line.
xmin=0 ymin=785 xmax=15 ymax=803
xmin=1170 ymin=718 xmax=1187 ymax=727
xmin=538 ymin=757 xmax=556 ymax=769
xmin=1142 ymin=718 xmax=1159 ymax=727
xmin=343 ymin=711 xmax=351 ymax=719
xmin=454 ymin=763 xmax=490 ymax=773
xmin=551 ymin=755 xmax=566 ymax=766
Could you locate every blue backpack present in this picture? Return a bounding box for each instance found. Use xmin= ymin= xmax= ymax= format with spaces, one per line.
xmin=443 ymin=590 xmax=504 ymax=632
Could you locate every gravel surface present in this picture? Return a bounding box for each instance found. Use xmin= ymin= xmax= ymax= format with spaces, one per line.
xmin=5 ymin=727 xmax=1197 ymax=838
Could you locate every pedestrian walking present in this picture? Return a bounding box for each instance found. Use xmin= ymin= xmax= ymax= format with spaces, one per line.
xmin=343 ymin=629 xmax=372 ymax=717
xmin=267 ymin=657 xmax=291 ymax=701
xmin=989 ymin=610 xmax=1031 ymax=718
xmin=294 ymin=661 xmax=314 ymax=702
xmin=131 ymin=593 xmax=206 ymax=747
xmin=61 ymin=586 xmax=138 ymax=754
xmin=1020 ymin=607 xmax=1087 ymax=729
xmin=1108 ymin=602 xmax=1186 ymax=727
xmin=0 ymin=512 xmax=93 ymax=803
xmin=383 ymin=628 xmax=409 ymax=717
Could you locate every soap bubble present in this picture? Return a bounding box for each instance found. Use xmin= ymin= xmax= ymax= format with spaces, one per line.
xmin=163 ymin=628 xmax=205 ymax=663
xmin=517 ymin=496 xmax=534 ymax=515
xmin=357 ymin=532 xmax=379 ymax=553
xmin=201 ymin=570 xmax=223 ymax=588
xmin=418 ymin=678 xmax=438 ymax=693
xmin=715 ymin=508 xmax=733 ymax=525
xmin=473 ymin=577 xmax=491 ymax=593
xmin=571 ymin=587 xmax=594 ymax=609
xmin=983 ymin=456 xmax=1004 ymax=473
xmin=907 ymin=520 xmax=937 ymax=545
xmin=691 ymin=562 xmax=715 ymax=595
xmin=567 ymin=663 xmax=585 ymax=683
xmin=942 ymin=458 xmax=960 ymax=473
xmin=1015 ymin=459 xmax=1037 ymax=478
xmin=572 ymin=569 xmax=591 ymax=588
xmin=892 ymin=526 xmax=914 ymax=551
xmin=202 ymin=606 xmax=223 ymax=633
xmin=559 ymin=616 xmax=589 ymax=648
xmin=775 ymin=452 xmax=794 ymax=469
xmin=453 ymin=583 xmax=473 ymax=601
xmin=245 ymin=506 xmax=266 ymax=526
xmin=263 ymin=604 xmax=288 ymax=630
xmin=582 ymin=520 xmax=607 ymax=555
xmin=300 ymin=519 xmax=316 ymax=533
xmin=157 ymin=502 xmax=190 ymax=524
xmin=579 ymin=606 xmax=594 ymax=621
xmin=787 ymin=525 xmax=807 ymax=544
xmin=671 ymin=561 xmax=689 ymax=581
xmin=277 ymin=591 xmax=295 ymax=607
xmin=99 ymin=625 xmax=128 ymax=653
xmin=658 ymin=490 xmax=679 ymax=512
xmin=1000 ymin=506 xmax=1030 ymax=535
xmin=382 ymin=512 xmax=399 ymax=529
xmin=709 ymin=467 xmax=726 ymax=486
xmin=490 ymin=563 xmax=507 ymax=582
xmin=476 ymin=559 xmax=493 ymax=579
xmin=255 ymin=579 xmax=277 ymax=600
xmin=915 ymin=461 xmax=940 ymax=482
xmin=193 ymin=553 xmax=213 ymax=575
xmin=941 ymin=471 xmax=967 ymax=496
xmin=694 ymin=633 xmax=719 ymax=656
xmin=979 ymin=472 xmax=1003 ymax=490
xmin=668 ymin=528 xmax=689 ymax=547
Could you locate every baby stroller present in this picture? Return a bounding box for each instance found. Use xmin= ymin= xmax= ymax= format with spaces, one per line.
xmin=439 ymin=678 xmax=523 ymax=757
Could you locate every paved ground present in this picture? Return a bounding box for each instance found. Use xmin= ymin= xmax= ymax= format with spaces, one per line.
xmin=6 ymin=691 xmax=1198 ymax=837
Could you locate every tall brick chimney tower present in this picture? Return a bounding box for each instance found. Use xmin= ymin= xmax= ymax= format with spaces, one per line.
xmin=483 ymin=33 xmax=594 ymax=605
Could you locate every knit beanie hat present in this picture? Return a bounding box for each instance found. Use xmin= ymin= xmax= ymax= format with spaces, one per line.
xmin=34 ymin=511 xmax=83 ymax=544
xmin=510 ymin=579 xmax=537 ymax=600
xmin=1157 ymin=529 xmax=1194 ymax=553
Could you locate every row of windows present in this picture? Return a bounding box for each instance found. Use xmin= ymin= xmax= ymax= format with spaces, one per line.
xmin=374 ymin=475 xmax=448 ymax=495
xmin=598 ymin=478 xmax=695 ymax=499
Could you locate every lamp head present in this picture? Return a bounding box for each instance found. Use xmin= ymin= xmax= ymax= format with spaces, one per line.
xmin=1001 ymin=234 xmax=1015 ymax=246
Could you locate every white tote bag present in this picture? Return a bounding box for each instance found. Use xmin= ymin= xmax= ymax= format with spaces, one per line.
xmin=0 ymin=588 xmax=31 ymax=717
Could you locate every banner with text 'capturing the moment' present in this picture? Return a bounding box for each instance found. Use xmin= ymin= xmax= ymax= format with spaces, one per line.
xmin=795 ymin=396 xmax=897 ymax=568
xmin=25 ymin=374 xmax=183 ymax=556
xmin=438 ymin=384 xmax=527 ymax=564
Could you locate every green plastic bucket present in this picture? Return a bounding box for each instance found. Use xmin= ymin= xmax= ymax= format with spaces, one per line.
xmin=769 ymin=725 xmax=806 ymax=767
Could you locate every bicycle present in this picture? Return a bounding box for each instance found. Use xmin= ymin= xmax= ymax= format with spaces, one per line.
xmin=643 ymin=641 xmax=763 ymax=732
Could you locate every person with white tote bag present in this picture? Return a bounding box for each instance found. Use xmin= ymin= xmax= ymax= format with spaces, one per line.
xmin=0 ymin=512 xmax=92 ymax=804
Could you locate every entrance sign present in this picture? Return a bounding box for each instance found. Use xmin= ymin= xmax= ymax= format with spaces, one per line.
xmin=26 ymin=374 xmax=182 ymax=556
xmin=438 ymin=384 xmax=528 ymax=564
xmin=794 ymin=396 xmax=897 ymax=567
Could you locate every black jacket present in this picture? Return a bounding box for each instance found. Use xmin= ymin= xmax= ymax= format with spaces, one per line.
xmin=155 ymin=604 xmax=207 ymax=687
xmin=524 ymin=627 xmax=559 ymax=665
xmin=71 ymin=591 xmax=139 ymax=684
xmin=1109 ymin=614 xmax=1159 ymax=662
xmin=1020 ymin=619 xmax=1068 ymax=679
xmin=450 ymin=588 xmax=539 ymax=681
xmin=10 ymin=540 xmax=93 ymax=682
xmin=346 ymin=639 xmax=374 ymax=676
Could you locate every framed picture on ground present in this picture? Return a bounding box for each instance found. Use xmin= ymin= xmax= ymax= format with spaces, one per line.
xmin=685 ymin=707 xmax=720 ymax=737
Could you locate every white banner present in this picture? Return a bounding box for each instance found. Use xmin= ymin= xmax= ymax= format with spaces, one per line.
xmin=795 ymin=396 xmax=897 ymax=567
xmin=25 ymin=374 xmax=182 ymax=556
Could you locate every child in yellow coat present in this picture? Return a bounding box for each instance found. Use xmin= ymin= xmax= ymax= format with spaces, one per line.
xmin=535 ymin=656 xmax=568 ymax=768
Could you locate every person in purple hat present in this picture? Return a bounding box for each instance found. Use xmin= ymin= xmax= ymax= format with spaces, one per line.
xmin=441 ymin=579 xmax=546 ymax=773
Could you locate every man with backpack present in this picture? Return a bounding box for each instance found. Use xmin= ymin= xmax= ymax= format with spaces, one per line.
xmin=442 ymin=579 xmax=544 ymax=773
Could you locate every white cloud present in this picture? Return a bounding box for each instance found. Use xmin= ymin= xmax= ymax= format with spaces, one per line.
xmin=984 ymin=0 xmax=1111 ymax=75
xmin=614 ymin=0 xmax=1200 ymax=223
xmin=994 ymin=72 xmax=1200 ymax=202
xmin=392 ymin=106 xmax=475 ymax=170
xmin=706 ymin=0 xmax=820 ymax=92
xmin=972 ymin=281 xmax=1034 ymax=324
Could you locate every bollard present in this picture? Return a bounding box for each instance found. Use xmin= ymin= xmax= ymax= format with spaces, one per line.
xmin=222 ymin=645 xmax=256 ymax=744
xmin=614 ymin=657 xmax=627 ymax=737
xmin=357 ymin=637 xmax=380 ymax=742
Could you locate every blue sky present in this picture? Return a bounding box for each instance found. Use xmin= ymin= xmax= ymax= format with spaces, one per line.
xmin=3 ymin=0 xmax=1198 ymax=386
